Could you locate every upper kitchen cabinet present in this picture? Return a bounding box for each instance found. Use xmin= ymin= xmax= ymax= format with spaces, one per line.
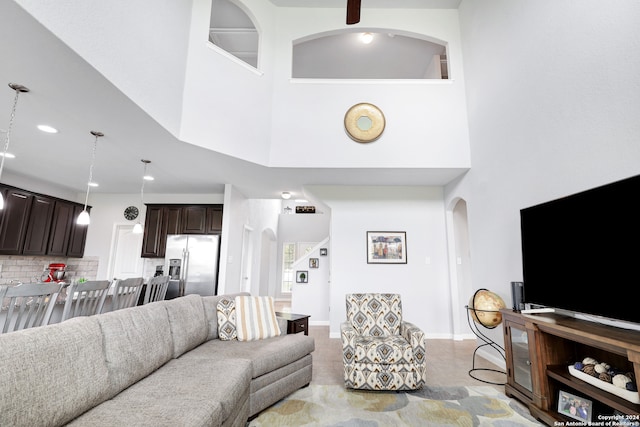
xmin=22 ymin=194 xmax=55 ymax=255
xmin=0 ymin=184 xmax=90 ymax=257
xmin=47 ymin=200 xmax=90 ymax=258
xmin=181 ymin=205 xmax=222 ymax=234
xmin=67 ymin=204 xmax=90 ymax=258
xmin=0 ymin=187 xmax=33 ymax=254
xmin=141 ymin=204 xmax=223 ymax=258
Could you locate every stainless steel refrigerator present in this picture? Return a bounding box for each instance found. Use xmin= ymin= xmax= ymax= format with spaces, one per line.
xmin=164 ymin=235 xmax=220 ymax=298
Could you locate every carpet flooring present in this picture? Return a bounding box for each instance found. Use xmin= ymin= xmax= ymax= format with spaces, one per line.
xmin=248 ymin=384 xmax=543 ymax=426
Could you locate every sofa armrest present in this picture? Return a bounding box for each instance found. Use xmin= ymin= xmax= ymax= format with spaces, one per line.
xmin=276 ymin=316 xmax=288 ymax=335
xmin=401 ymin=321 xmax=426 ymax=365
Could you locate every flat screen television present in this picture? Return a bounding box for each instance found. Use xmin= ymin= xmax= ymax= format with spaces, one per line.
xmin=520 ymin=174 xmax=640 ymax=329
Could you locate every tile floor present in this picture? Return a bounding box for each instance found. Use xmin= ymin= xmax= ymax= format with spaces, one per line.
xmin=306 ymin=324 xmax=507 ymax=392
xmin=275 ymin=300 xmax=507 ymax=391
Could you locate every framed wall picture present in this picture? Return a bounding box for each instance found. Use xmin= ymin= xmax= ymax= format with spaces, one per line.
xmin=320 ymin=248 xmax=328 ymax=256
xmin=309 ymin=258 xmax=319 ymax=268
xmin=558 ymin=390 xmax=592 ymax=423
xmin=296 ymin=271 xmax=308 ymax=283
xmin=367 ymin=231 xmax=407 ymax=264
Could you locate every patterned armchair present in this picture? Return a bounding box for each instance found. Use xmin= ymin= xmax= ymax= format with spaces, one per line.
xmin=341 ymin=293 xmax=426 ymax=390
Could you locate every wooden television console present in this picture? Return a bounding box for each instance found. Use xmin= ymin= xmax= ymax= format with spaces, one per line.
xmin=501 ymin=309 xmax=640 ymax=426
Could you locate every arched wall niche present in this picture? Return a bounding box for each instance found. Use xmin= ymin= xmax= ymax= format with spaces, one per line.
xmin=292 ymin=28 xmax=449 ymax=79
xmin=209 ymin=0 xmax=261 ymax=69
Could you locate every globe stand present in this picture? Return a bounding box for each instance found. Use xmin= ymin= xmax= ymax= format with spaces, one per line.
xmin=465 ymin=289 xmax=507 ymax=386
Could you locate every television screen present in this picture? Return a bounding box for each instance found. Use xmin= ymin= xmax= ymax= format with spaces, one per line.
xmin=520 ymin=174 xmax=640 ymax=326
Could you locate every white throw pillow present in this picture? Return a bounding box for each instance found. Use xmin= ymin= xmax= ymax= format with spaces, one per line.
xmin=234 ymin=296 xmax=281 ymax=341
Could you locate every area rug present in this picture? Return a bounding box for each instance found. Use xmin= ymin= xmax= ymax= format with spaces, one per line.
xmin=248 ymin=385 xmax=543 ymax=426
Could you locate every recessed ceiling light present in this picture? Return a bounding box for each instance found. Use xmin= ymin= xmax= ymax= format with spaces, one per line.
xmin=0 ymin=152 xmax=15 ymax=159
xmin=281 ymin=191 xmax=291 ymax=199
xmin=143 ymin=175 xmax=154 ymax=181
xmin=37 ymin=124 xmax=58 ymax=133
xmin=88 ymin=182 xmax=99 ymax=187
xmin=361 ymin=32 xmax=373 ymax=44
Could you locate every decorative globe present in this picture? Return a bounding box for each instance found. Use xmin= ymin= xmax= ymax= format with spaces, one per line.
xmin=469 ymin=289 xmax=506 ymax=329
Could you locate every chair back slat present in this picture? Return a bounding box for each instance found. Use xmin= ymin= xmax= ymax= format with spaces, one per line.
xmin=1 ymin=282 xmax=62 ymax=333
xmin=142 ymin=275 xmax=170 ymax=304
xmin=61 ymin=280 xmax=111 ymax=321
xmin=111 ymin=277 xmax=144 ymax=311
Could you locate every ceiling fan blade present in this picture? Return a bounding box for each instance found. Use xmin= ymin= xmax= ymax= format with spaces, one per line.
xmin=346 ymin=0 xmax=361 ymax=25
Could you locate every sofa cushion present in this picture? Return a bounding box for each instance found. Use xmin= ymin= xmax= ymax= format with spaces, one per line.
xmin=234 ymin=295 xmax=281 ymax=341
xmin=217 ymin=296 xmax=237 ymax=341
xmin=163 ymin=294 xmax=209 ymax=358
xmin=68 ymin=358 xmax=251 ymax=427
xmin=97 ymin=301 xmax=173 ymax=396
xmin=0 ymin=317 xmax=111 ymax=427
xmin=181 ymin=333 xmax=315 ymax=379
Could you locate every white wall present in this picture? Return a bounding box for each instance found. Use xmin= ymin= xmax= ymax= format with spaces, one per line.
xmin=290 ymin=238 xmax=330 ymax=325
xmin=449 ymin=0 xmax=640 ymax=355
xmin=309 ymin=186 xmax=452 ymax=339
xmin=218 ymin=185 xmax=281 ymax=295
xmin=17 ymin=0 xmax=191 ymax=135
xmin=276 ymin=212 xmax=331 ymax=300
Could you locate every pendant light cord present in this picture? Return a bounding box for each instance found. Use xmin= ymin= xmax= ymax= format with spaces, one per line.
xmin=140 ymin=161 xmax=148 ymax=206
xmin=0 ymin=89 xmax=22 ymax=179
xmin=82 ymin=135 xmax=99 ymax=211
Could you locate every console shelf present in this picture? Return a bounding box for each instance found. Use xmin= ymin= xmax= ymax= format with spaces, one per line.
xmin=501 ymin=309 xmax=640 ymax=426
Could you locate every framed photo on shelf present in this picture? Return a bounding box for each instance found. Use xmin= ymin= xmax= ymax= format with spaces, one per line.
xmin=320 ymin=248 xmax=327 ymax=256
xmin=296 ymin=271 xmax=308 ymax=283
xmin=366 ymin=231 xmax=407 ymax=264
xmin=309 ymin=258 xmax=319 ymax=268
xmin=558 ymin=390 xmax=592 ymax=423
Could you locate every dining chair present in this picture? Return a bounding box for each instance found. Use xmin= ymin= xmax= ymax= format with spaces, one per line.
xmin=0 ymin=282 xmax=63 ymax=333
xmin=61 ymin=280 xmax=111 ymax=321
xmin=142 ymin=275 xmax=170 ymax=304
xmin=111 ymin=277 xmax=145 ymax=311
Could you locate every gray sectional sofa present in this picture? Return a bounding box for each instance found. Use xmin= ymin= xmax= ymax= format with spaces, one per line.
xmin=0 ymin=293 xmax=315 ymax=427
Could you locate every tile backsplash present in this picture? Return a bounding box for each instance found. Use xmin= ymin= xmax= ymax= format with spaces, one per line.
xmin=0 ymin=255 xmax=99 ymax=284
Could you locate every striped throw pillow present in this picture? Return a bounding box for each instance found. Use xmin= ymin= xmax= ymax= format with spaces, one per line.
xmin=234 ymin=296 xmax=281 ymax=341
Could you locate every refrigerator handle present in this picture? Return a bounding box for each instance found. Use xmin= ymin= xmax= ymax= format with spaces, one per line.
xmin=181 ymin=248 xmax=189 ymax=281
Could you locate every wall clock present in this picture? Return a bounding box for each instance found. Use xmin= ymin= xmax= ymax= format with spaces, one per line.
xmin=344 ymin=102 xmax=385 ymax=143
xmin=124 ymin=206 xmax=139 ymax=221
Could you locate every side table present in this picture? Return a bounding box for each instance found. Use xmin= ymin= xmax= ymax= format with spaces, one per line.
xmin=275 ymin=312 xmax=310 ymax=335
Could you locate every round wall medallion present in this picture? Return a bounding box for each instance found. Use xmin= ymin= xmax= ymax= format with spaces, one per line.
xmin=344 ymin=103 xmax=385 ymax=143
xmin=124 ymin=205 xmax=139 ymax=221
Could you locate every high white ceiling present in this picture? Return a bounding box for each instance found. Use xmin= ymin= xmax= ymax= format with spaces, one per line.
xmin=0 ymin=0 xmax=464 ymax=201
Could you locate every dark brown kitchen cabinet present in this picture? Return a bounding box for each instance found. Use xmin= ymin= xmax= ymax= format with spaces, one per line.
xmin=180 ymin=206 xmax=208 ymax=234
xmin=0 ymin=184 xmax=89 ymax=257
xmin=141 ymin=204 xmax=222 ymax=258
xmin=22 ymin=195 xmax=55 ymax=255
xmin=0 ymin=188 xmax=33 ymax=254
xmin=47 ymin=201 xmax=76 ymax=256
xmin=206 ymin=206 xmax=223 ymax=233
xmin=141 ymin=205 xmax=166 ymax=257
xmin=67 ymin=204 xmax=89 ymax=258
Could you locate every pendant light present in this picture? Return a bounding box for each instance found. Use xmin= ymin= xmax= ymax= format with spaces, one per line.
xmin=132 ymin=159 xmax=151 ymax=234
xmin=0 ymin=83 xmax=30 ymax=210
xmin=77 ymin=131 xmax=104 ymax=225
